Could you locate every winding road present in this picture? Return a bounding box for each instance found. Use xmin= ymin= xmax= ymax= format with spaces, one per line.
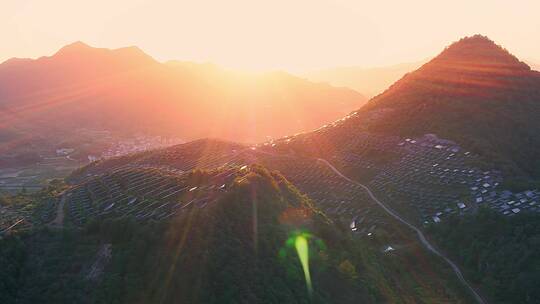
xmin=316 ymin=158 xmax=486 ymax=304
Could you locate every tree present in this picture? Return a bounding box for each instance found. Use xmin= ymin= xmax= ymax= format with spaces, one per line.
xmin=338 ymin=259 xmax=358 ymax=280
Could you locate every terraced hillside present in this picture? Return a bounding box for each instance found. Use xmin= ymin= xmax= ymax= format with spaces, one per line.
xmin=70 ymin=139 xmax=390 ymax=232
xmin=1 ymin=164 xmax=471 ymax=303
xmin=43 ymin=36 xmax=540 ymax=233
xmin=270 ymin=115 xmax=539 ymax=222
xmin=75 ymin=127 xmax=539 ymax=228
xmin=65 ymin=165 xmax=244 ymax=226
xmin=67 ymin=125 xmax=539 ymax=304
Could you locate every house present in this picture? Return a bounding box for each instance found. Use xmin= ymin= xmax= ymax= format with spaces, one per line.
xmin=350 ymin=220 xmax=357 ymax=232
xmin=56 ymin=148 xmax=75 ymax=156
xmin=383 ymin=245 xmax=395 ymax=253
xmin=500 ymin=191 xmax=512 ymax=199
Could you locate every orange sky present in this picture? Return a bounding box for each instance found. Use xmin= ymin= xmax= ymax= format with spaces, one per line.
xmin=2 ymin=0 xmax=539 ymax=71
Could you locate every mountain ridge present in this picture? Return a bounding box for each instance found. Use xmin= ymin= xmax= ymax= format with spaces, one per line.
xmin=353 ymin=35 xmax=540 ymax=183
xmin=0 ymin=42 xmax=366 ymax=146
xmin=302 ymin=61 xmax=424 ymax=97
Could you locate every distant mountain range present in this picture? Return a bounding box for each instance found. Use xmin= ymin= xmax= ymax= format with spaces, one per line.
xmin=302 ymin=58 xmax=539 ymax=99
xmin=302 ymin=61 xmax=424 ymax=98
xmin=0 ymin=42 xmax=366 ymax=146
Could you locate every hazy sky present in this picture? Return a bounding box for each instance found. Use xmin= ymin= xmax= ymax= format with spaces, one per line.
xmin=2 ymin=0 xmax=539 ymax=71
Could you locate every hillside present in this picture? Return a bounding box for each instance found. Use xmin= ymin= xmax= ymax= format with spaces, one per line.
xmin=343 ymin=35 xmax=540 ymax=184
xmin=0 ymin=42 xmax=366 ymax=146
xmin=429 ymin=208 xmax=540 ymax=304
xmin=0 ymin=165 xmax=471 ymax=303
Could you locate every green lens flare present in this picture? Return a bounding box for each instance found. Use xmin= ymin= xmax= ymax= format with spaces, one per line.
xmin=294 ymin=234 xmax=313 ymax=297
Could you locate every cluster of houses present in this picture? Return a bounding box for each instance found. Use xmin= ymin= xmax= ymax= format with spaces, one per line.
xmin=330 ymin=132 xmax=539 ymax=224
xmin=477 ymin=189 xmax=539 ymax=216
xmin=88 ymin=135 xmax=182 ymax=163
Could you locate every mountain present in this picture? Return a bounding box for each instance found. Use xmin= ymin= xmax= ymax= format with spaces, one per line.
xmin=344 ymin=35 xmax=540 ymax=184
xmin=0 ymin=42 xmax=366 ymax=146
xmin=302 ymin=61 xmax=424 ymax=97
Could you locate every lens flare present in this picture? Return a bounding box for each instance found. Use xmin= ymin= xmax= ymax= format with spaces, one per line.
xmin=294 ymin=234 xmax=313 ymax=297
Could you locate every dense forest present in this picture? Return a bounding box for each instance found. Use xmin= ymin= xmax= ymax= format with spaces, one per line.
xmin=429 ymin=208 xmax=540 ymax=303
